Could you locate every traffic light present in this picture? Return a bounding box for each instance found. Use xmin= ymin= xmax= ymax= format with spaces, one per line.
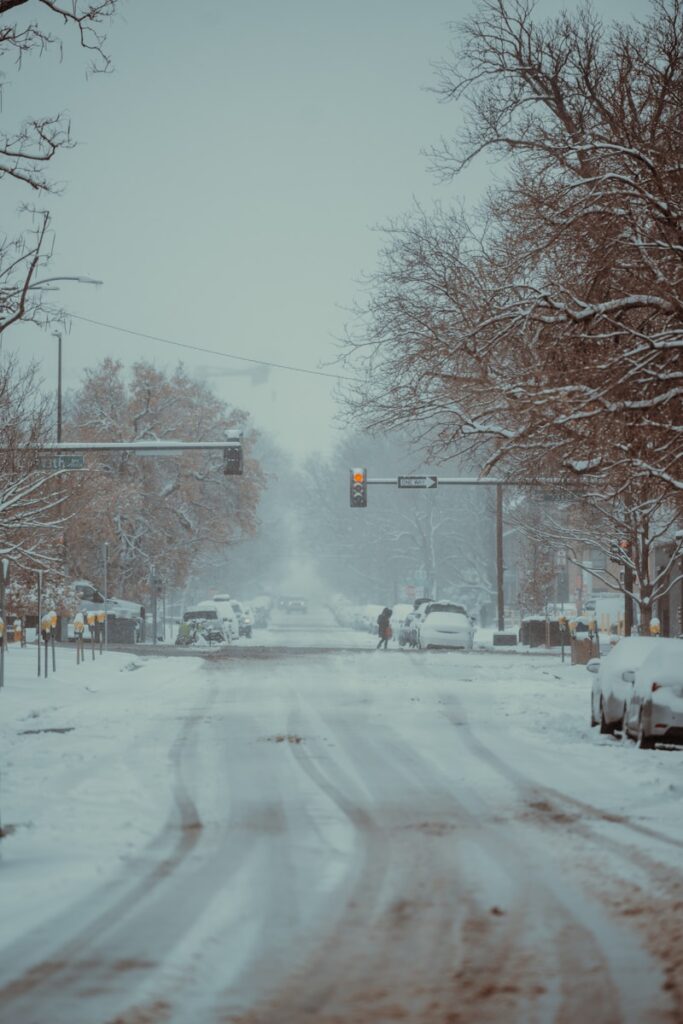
xmin=223 ymin=445 xmax=243 ymax=476
xmin=610 ymin=539 xmax=630 ymax=564
xmin=350 ymin=467 xmax=367 ymax=508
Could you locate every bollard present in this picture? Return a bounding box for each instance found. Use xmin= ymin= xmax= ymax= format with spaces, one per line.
xmin=87 ymin=612 xmax=96 ymax=661
xmin=51 ymin=611 xmax=57 ymax=671
xmin=73 ymin=612 xmax=85 ymax=665
xmin=97 ymin=610 xmax=105 ymax=655
xmin=558 ymin=616 xmax=568 ymax=663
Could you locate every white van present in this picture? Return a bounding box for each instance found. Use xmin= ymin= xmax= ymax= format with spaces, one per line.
xmin=212 ymin=595 xmax=240 ymax=642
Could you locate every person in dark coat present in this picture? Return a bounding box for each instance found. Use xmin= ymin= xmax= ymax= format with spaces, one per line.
xmin=376 ymin=607 xmax=393 ymax=650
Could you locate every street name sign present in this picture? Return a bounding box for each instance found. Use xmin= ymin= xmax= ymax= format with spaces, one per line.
xmin=398 ymin=476 xmax=438 ymax=489
xmin=36 ymin=455 xmax=85 ymax=471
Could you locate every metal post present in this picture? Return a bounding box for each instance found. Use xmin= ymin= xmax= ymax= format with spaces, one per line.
xmin=0 ymin=570 xmax=4 ymax=690
xmin=37 ymin=570 xmax=42 ymax=678
xmin=496 ymin=484 xmax=504 ymax=632
xmin=624 ymin=562 xmax=634 ymax=636
xmin=103 ymin=541 xmax=108 ymax=651
xmin=152 ymin=566 xmax=157 ymax=646
xmin=51 ymin=627 xmax=56 ymax=672
xmin=55 ymin=331 xmax=62 ymax=444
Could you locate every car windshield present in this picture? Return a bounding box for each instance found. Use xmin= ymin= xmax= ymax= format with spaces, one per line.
xmin=184 ymin=610 xmax=218 ymax=621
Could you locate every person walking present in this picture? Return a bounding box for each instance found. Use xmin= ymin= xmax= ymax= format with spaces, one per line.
xmin=376 ymin=607 xmax=393 ymax=650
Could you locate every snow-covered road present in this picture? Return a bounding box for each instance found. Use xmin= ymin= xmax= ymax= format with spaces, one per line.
xmin=0 ymin=628 xmax=681 ymax=1023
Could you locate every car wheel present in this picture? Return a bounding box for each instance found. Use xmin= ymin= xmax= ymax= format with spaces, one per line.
xmin=636 ymin=713 xmax=655 ymax=750
xmin=599 ymin=699 xmax=614 ymax=735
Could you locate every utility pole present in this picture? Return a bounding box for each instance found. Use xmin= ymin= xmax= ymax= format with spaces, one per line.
xmin=496 ymin=484 xmax=505 ymax=632
xmin=54 ymin=331 xmax=62 ymax=444
xmin=624 ymin=563 xmax=634 ymax=636
xmin=103 ymin=541 xmax=109 ymax=650
xmin=151 ymin=566 xmax=157 ymax=646
xmin=36 ymin=570 xmax=42 ymax=677
xmin=0 ymin=559 xmax=8 ymax=689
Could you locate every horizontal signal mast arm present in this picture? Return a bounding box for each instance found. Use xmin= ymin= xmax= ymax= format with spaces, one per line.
xmin=366 ymin=476 xmax=604 ymax=486
xmin=21 ymin=441 xmax=241 ymax=452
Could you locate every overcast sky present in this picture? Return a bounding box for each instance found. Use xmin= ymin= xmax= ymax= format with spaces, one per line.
xmin=4 ymin=0 xmax=647 ymax=460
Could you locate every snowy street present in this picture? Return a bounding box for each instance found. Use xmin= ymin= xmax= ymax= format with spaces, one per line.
xmin=1 ymin=620 xmax=681 ymax=1024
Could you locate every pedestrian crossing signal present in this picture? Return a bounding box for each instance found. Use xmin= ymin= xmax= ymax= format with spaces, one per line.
xmin=350 ymin=467 xmax=367 ymax=508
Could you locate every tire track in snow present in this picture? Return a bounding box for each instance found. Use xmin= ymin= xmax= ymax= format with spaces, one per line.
xmin=216 ymin=692 xmax=621 ymax=1024
xmin=434 ymin=688 xmax=680 ymax=1021
xmin=0 ymin=692 xmax=212 ymax=1016
xmin=0 ymin=681 xmax=270 ymax=1024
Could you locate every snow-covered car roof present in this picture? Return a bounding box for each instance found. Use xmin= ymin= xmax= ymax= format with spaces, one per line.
xmin=602 ymin=636 xmax=666 ymax=668
xmin=423 ymin=610 xmax=470 ymax=627
xmin=633 ymin=639 xmax=683 ymax=695
xmin=426 ymin=602 xmax=468 ymax=616
xmin=183 ymin=606 xmax=219 ymax=620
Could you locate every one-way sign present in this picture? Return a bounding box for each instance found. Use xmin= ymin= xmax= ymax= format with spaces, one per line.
xmin=398 ymin=476 xmax=438 ymax=489
xmin=36 ymin=455 xmax=85 ymax=471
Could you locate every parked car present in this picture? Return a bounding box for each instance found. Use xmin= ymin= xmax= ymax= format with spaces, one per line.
xmin=178 ymin=603 xmax=227 ymax=645
xmin=404 ymin=603 xmax=433 ymax=647
xmin=231 ymin=600 xmax=252 ymax=638
xmin=69 ymin=578 xmax=145 ymax=642
xmin=392 ymin=604 xmax=414 ymax=646
xmin=250 ymin=596 xmax=272 ymax=627
xmin=623 ymin=639 xmax=683 ymax=748
xmin=242 ymin=605 xmax=254 ymax=636
xmin=399 ymin=611 xmax=419 ymax=647
xmin=253 ymin=605 xmax=270 ymax=628
xmin=212 ymin=595 xmax=240 ymax=642
xmin=587 ymin=637 xmax=673 ymax=734
xmin=417 ymin=603 xmax=474 ymax=651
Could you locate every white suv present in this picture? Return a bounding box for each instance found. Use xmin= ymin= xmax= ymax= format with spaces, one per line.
xmin=212 ymin=595 xmax=240 ymax=642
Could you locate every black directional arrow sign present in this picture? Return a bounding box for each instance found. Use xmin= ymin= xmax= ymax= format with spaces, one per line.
xmin=398 ymin=476 xmax=438 ymax=489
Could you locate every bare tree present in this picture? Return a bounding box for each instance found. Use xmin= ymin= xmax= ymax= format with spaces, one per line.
xmin=508 ymin=479 xmax=683 ymax=631
xmin=341 ymin=0 xmax=683 ymax=499
xmin=0 ymin=354 xmax=68 ymax=568
xmin=0 ymin=0 xmax=118 ymax=334
xmin=62 ymin=360 xmax=266 ymax=601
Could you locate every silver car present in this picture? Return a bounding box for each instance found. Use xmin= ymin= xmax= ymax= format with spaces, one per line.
xmin=587 ymin=637 xmax=672 ymax=734
xmin=624 ymin=640 xmax=683 ymax=748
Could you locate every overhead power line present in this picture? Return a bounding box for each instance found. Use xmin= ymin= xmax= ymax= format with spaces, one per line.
xmin=67 ymin=313 xmax=356 ymax=382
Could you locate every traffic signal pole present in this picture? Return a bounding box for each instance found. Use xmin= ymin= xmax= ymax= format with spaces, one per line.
xmin=496 ymin=484 xmax=504 ymax=632
xmin=351 ymin=472 xmax=513 ymax=632
xmin=349 ymin=472 xmax=598 ymax=635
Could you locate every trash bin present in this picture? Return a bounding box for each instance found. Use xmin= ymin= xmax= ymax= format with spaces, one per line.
xmin=107 ymin=616 xmax=137 ymax=644
xmin=519 ymin=617 xmax=563 ymax=647
xmin=571 ymin=636 xmax=599 ymax=665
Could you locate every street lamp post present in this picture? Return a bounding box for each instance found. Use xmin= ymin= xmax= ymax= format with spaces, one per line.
xmin=34 ymin=275 xmax=103 ymax=443
xmin=54 ymin=331 xmax=62 ymax=443
xmin=103 ymin=541 xmax=109 ymax=651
